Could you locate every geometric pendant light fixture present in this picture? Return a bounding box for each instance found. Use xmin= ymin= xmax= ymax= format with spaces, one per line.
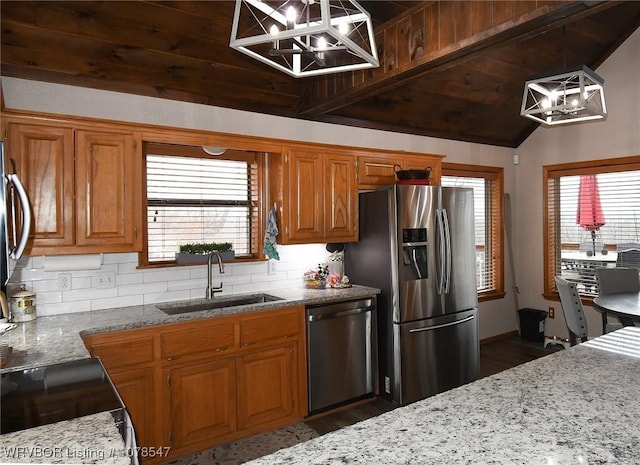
xmin=520 ymin=65 xmax=607 ymax=125
xmin=520 ymin=26 xmax=606 ymax=126
xmin=230 ymin=0 xmax=379 ymax=78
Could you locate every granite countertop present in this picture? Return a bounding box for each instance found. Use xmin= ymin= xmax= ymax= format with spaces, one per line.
xmin=0 ymin=412 xmax=131 ymax=464
xmin=0 ymin=285 xmax=379 ymax=373
xmin=247 ymin=326 xmax=640 ymax=464
xmin=0 ymin=285 xmax=378 ymax=465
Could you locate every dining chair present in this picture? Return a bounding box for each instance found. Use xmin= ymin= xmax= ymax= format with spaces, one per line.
xmin=616 ymin=243 xmax=640 ymax=269
xmin=555 ymin=276 xmax=589 ymax=346
xmin=595 ymin=267 xmax=640 ymax=333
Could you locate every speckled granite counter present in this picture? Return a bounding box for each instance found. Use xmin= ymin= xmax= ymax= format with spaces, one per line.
xmin=0 ymin=285 xmax=378 ymax=464
xmin=0 ymin=285 xmax=379 ymax=373
xmin=0 ymin=412 xmax=131 ymax=464
xmin=246 ymin=326 xmax=640 ymax=464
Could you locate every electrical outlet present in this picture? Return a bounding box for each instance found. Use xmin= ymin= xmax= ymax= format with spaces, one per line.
xmin=59 ymin=273 xmax=72 ymax=291
xmin=548 ymin=306 xmax=555 ymax=319
xmin=268 ymin=260 xmax=277 ymax=275
xmin=93 ymin=271 xmax=116 ymax=289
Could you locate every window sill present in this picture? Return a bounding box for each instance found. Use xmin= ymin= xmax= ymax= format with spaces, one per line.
xmin=136 ymin=256 xmax=264 ymax=270
xmin=478 ymin=291 xmax=506 ymax=303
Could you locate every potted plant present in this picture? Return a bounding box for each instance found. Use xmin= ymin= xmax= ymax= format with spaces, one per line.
xmin=176 ymin=242 xmax=235 ymax=264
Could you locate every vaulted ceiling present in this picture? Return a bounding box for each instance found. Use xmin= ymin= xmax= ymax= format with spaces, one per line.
xmin=2 ymin=1 xmax=640 ymax=147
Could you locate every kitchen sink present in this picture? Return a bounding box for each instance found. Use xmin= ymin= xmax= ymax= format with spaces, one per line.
xmin=157 ymin=293 xmax=284 ymax=315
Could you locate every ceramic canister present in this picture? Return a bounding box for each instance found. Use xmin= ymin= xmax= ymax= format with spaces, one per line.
xmin=10 ymin=285 xmax=37 ymax=322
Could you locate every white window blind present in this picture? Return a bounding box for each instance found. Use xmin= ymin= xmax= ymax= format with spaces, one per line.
xmin=146 ymin=154 xmax=257 ymax=263
xmin=441 ymin=175 xmax=496 ymax=293
xmin=549 ymin=168 xmax=640 ymax=296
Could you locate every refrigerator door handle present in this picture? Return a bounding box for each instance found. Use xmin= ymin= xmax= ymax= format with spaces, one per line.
xmin=6 ymin=174 xmax=31 ymax=260
xmin=436 ymin=209 xmax=446 ymax=295
xmin=408 ymin=314 xmax=475 ymax=333
xmin=442 ymin=208 xmax=452 ymax=294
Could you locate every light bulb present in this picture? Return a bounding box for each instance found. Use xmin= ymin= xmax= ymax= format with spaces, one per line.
xmin=286 ymin=6 xmax=296 ymax=23
xmin=317 ymin=37 xmax=327 ymax=50
xmin=270 ymin=24 xmax=279 ymax=36
xmin=571 ymin=98 xmax=579 ymax=107
xmin=542 ymin=99 xmax=551 ymax=109
xmin=338 ymin=22 xmax=349 ymax=34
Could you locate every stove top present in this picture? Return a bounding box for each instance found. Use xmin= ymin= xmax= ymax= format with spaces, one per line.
xmin=1 ymin=357 xmax=124 ymax=434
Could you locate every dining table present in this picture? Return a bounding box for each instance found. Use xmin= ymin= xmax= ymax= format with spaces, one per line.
xmin=593 ymin=291 xmax=640 ymax=326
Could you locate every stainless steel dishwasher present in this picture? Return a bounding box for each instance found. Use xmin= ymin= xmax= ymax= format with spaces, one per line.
xmin=306 ymin=297 xmax=377 ymax=414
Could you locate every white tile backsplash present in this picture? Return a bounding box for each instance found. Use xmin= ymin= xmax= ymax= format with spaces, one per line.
xmin=8 ymin=244 xmax=329 ymax=316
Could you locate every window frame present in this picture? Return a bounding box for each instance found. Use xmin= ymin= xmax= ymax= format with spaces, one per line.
xmin=542 ymin=155 xmax=640 ymax=301
xmin=139 ymin=142 xmax=267 ymax=268
xmin=442 ymin=162 xmax=505 ymax=301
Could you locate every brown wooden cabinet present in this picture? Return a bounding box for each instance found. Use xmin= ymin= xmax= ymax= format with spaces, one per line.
xmin=7 ymin=122 xmax=75 ymax=249
xmin=167 ymin=359 xmax=237 ymax=450
xmin=109 ymin=367 xmax=157 ymax=450
xmin=237 ymin=344 xmax=296 ymax=431
xmin=357 ymin=152 xmax=443 ymax=189
xmin=4 ymin=118 xmax=143 ymax=255
xmin=83 ymin=305 xmax=306 ymax=463
xmin=75 ymin=130 xmax=142 ymax=250
xmin=271 ymin=148 xmax=357 ymax=244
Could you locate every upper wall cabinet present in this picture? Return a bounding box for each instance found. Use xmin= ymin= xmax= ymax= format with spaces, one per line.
xmin=270 ymin=148 xmax=358 ymax=244
xmin=5 ymin=118 xmax=143 ymax=255
xmin=356 ymin=153 xmax=443 ymax=189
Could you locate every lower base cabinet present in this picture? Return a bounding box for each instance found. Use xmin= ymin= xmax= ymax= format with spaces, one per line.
xmin=109 ymin=367 xmax=157 ymax=451
xmin=83 ymin=305 xmax=306 ymax=464
xmin=168 ymin=359 xmax=237 ymax=450
xmin=237 ymin=344 xmax=295 ymax=431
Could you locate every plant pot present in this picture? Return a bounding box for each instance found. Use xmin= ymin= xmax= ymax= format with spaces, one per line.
xmin=175 ymin=251 xmax=235 ymax=264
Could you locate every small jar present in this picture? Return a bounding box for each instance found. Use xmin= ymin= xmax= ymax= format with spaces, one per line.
xmin=10 ymin=285 xmax=37 ymax=323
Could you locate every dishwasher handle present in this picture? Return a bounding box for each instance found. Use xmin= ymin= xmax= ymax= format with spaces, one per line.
xmin=308 ymin=306 xmax=374 ymax=322
xmin=408 ymin=314 xmax=475 ymax=333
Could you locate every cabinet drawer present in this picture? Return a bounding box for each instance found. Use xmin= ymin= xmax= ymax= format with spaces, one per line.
xmin=240 ymin=311 xmax=300 ymax=347
xmin=162 ymin=323 xmax=236 ymax=360
xmin=90 ymin=336 xmax=155 ymax=370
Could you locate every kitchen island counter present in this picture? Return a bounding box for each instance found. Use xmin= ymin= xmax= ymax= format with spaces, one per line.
xmin=247 ymin=327 xmax=640 ymax=464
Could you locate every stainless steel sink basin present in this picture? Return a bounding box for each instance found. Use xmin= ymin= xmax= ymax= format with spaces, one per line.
xmin=157 ymin=293 xmax=284 ymax=315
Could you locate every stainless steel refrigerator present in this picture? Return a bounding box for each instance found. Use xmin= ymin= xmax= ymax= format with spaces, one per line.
xmin=345 ymin=184 xmax=479 ymax=406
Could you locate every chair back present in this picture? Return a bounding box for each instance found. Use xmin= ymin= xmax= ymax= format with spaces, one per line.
xmin=616 ymin=243 xmax=640 ymax=269
xmin=596 ymin=267 xmax=640 ymax=294
xmin=555 ymin=276 xmax=588 ymax=345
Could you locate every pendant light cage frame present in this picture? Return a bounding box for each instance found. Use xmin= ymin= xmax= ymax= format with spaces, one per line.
xmin=230 ymin=0 xmax=379 ymax=78
xmin=521 ymin=65 xmax=607 ymax=126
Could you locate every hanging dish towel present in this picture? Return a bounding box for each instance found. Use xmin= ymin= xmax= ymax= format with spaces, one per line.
xmin=264 ymin=205 xmax=280 ymax=260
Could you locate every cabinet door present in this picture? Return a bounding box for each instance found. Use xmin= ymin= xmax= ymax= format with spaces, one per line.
xmin=75 ymin=130 xmax=142 ymax=250
xmin=285 ymin=150 xmax=324 ymax=242
xmin=7 ymin=123 xmax=75 ymax=250
xmin=110 ymin=368 xmax=158 ymax=450
xmin=357 ymin=155 xmax=398 ymax=188
xmin=168 ymin=359 xmax=237 ymax=450
xmin=237 ymin=345 xmax=295 ymax=430
xmin=325 ymin=153 xmax=357 ymax=241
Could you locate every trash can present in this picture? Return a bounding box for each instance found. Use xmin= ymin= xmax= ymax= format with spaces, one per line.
xmin=518 ymin=308 xmax=548 ymax=343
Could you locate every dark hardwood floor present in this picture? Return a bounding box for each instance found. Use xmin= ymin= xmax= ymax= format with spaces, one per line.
xmin=306 ymin=334 xmax=557 ymax=435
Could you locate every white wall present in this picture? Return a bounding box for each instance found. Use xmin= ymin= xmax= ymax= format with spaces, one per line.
xmin=515 ymin=28 xmax=640 ymax=339
xmin=3 ymin=69 xmax=517 ymax=338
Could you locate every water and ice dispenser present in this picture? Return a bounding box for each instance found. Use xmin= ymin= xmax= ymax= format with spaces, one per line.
xmin=402 ymin=228 xmax=428 ymax=281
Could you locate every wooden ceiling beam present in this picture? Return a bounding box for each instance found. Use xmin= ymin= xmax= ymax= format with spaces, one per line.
xmin=297 ymin=0 xmax=614 ymax=117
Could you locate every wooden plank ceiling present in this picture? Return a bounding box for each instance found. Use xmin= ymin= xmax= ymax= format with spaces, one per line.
xmin=2 ymin=1 xmax=640 ymax=148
